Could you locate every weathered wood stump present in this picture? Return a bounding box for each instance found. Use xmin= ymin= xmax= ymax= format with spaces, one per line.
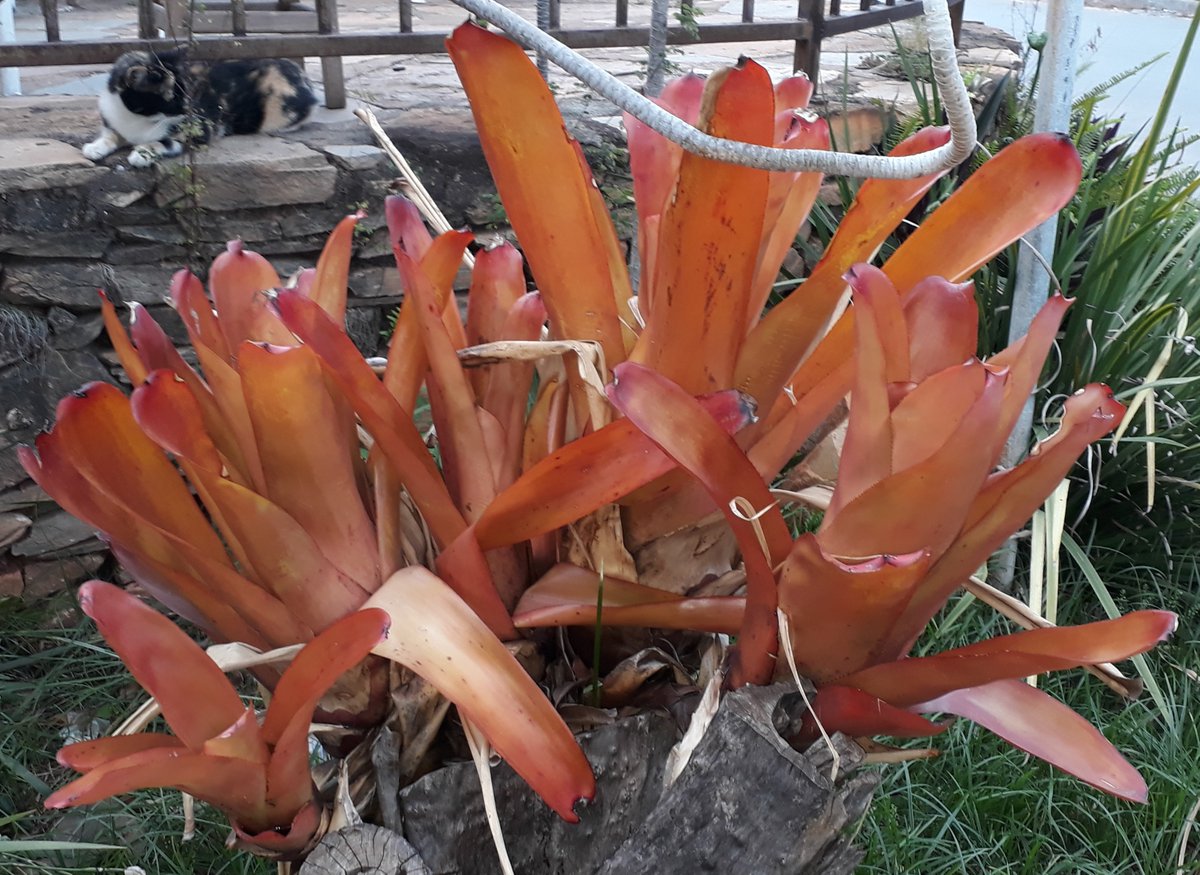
xmin=300 ymin=684 xmax=877 ymax=874
xmin=300 ymin=825 xmax=430 ymax=875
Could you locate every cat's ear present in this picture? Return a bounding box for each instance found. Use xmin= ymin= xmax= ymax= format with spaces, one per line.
xmin=123 ymin=65 xmax=149 ymax=88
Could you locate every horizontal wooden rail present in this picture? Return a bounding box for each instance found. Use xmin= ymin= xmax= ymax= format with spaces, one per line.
xmin=823 ymin=0 xmax=932 ymax=35
xmin=0 ymin=20 xmax=812 ymax=67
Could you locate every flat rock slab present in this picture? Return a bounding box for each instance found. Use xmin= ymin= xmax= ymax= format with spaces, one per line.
xmin=2 ymin=262 xmax=178 ymax=310
xmin=154 ymin=137 xmax=339 ymax=210
xmin=0 ymin=138 xmax=105 ymax=193
xmin=322 ymin=144 xmax=386 ymax=171
xmin=0 ymin=97 xmax=100 ymax=145
xmin=10 ymin=509 xmax=101 ymax=558
xmin=0 ymin=512 xmax=32 ymax=550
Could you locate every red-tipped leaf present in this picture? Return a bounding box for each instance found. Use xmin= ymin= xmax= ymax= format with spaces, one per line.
xmin=307 ymin=212 xmax=360 ymax=324
xmin=914 ymin=679 xmax=1149 ymax=802
xmin=845 ymin=611 xmax=1177 ymax=706
xmin=365 ymin=567 xmax=595 ymax=821
xmin=608 ymin=362 xmax=789 ymax=686
xmin=78 ymin=581 xmax=245 ymax=749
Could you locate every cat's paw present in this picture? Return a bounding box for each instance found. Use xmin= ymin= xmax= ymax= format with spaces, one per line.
xmin=81 ymin=140 xmax=112 ymax=161
xmin=128 ymin=145 xmax=159 ymax=168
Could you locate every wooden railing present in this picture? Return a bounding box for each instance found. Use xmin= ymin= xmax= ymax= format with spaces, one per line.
xmin=0 ymin=0 xmax=964 ymax=108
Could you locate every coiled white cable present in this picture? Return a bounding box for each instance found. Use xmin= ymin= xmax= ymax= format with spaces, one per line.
xmin=449 ymin=0 xmax=977 ymax=178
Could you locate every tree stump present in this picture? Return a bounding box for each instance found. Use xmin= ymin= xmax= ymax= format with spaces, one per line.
xmin=300 ymin=684 xmax=877 ymax=874
xmin=300 ymin=825 xmax=430 ymax=874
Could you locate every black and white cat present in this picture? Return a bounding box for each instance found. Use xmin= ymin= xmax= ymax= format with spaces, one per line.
xmin=82 ymin=49 xmax=318 ymax=167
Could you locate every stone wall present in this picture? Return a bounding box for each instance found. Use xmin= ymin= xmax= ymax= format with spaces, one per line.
xmin=0 ymin=106 xmax=505 ymax=603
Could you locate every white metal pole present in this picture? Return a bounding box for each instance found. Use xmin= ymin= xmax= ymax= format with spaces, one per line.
xmin=0 ymin=0 xmax=22 ymax=97
xmin=992 ymin=0 xmax=1083 ymax=589
xmin=1000 ymin=0 xmax=1084 ymax=467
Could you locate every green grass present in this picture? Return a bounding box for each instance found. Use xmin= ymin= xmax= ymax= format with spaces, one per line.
xmin=8 ymin=568 xmax=1197 ymax=874
xmin=859 ymin=577 xmax=1200 ymax=875
xmin=0 ymin=595 xmax=270 ymax=875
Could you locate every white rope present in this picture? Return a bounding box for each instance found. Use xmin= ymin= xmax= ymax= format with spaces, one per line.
xmin=449 ymin=0 xmax=977 ymax=178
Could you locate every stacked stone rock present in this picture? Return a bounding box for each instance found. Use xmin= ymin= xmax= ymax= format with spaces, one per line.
xmin=0 ymin=122 xmax=484 ymax=603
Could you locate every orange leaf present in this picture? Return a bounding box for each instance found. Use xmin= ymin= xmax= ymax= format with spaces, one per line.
xmin=889 ymin=384 xmax=1124 ymax=656
xmin=385 ymin=193 xmax=433 ymax=260
xmin=30 ymin=383 xmax=229 ymax=560
xmin=239 ymin=344 xmax=381 ymax=589
xmin=366 ymin=567 xmax=595 ymax=821
xmin=888 ymin=359 xmax=988 ymax=473
xmin=58 ymin=734 xmax=184 ymax=774
xmin=607 ymin=362 xmax=789 ymax=686
xmin=466 ymin=242 xmax=527 ymax=397
xmin=745 ymin=356 xmax=852 ymax=485
xmin=274 ymin=290 xmax=465 ymax=549
xmin=750 ymin=115 xmax=829 ymax=324
xmin=208 ymin=241 xmax=291 ymax=352
xmin=113 ymin=543 xmax=311 ymax=649
xmin=819 ymin=368 xmax=1006 ymax=560
xmin=985 ymin=293 xmax=1073 ymax=465
xmin=192 ymin=343 xmax=266 ymax=491
xmin=126 ymin=304 xmax=242 ymax=475
xmin=171 ymin=269 xmax=231 ymax=362
xmin=203 ymin=708 xmax=269 ymax=764
xmin=806 ymin=685 xmax=945 ymax=739
xmin=632 ymin=60 xmax=774 ymax=393
xmin=383 ymin=229 xmax=474 ymax=412
xmin=398 ymin=247 xmax=496 ymax=522
xmin=482 ymin=292 xmax=548 ymax=488
xmin=45 ymin=748 xmax=269 ymax=828
xmin=434 ymin=526 xmax=520 ymax=635
xmin=884 ymin=133 xmax=1082 ymax=293
xmin=902 ymin=277 xmax=979 ymax=381
xmin=914 ymin=679 xmax=1149 ymax=802
xmin=99 ymin=291 xmax=148 ymax=386
xmin=774 ymin=74 xmax=814 ymax=113
xmin=307 ymin=212 xmax=361 ymax=325
xmin=624 ymin=73 xmax=705 ymax=307
xmin=736 ymin=126 xmax=953 ymax=406
xmin=476 ymin=388 xmax=757 ymax=550
xmin=447 ymin=22 xmax=626 ymax=372
xmin=780 ymin=536 xmax=929 ymax=681
xmin=186 ymin=467 xmax=370 ymax=630
xmin=827 ymin=265 xmax=907 ymax=518
xmin=261 ymin=608 xmax=390 ymax=815
xmin=514 ymin=563 xmax=743 ymax=635
xmin=77 ymin=581 xmax=246 ymax=749
xmin=845 ymin=611 xmax=1177 ymax=707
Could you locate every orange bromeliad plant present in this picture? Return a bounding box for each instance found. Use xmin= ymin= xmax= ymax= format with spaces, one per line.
xmin=25 ymin=19 xmax=1174 ymax=861
xmin=46 ymin=582 xmax=390 ymax=856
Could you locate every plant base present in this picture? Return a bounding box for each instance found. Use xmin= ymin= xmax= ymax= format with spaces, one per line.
xmin=301 ymin=684 xmax=877 ymax=874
